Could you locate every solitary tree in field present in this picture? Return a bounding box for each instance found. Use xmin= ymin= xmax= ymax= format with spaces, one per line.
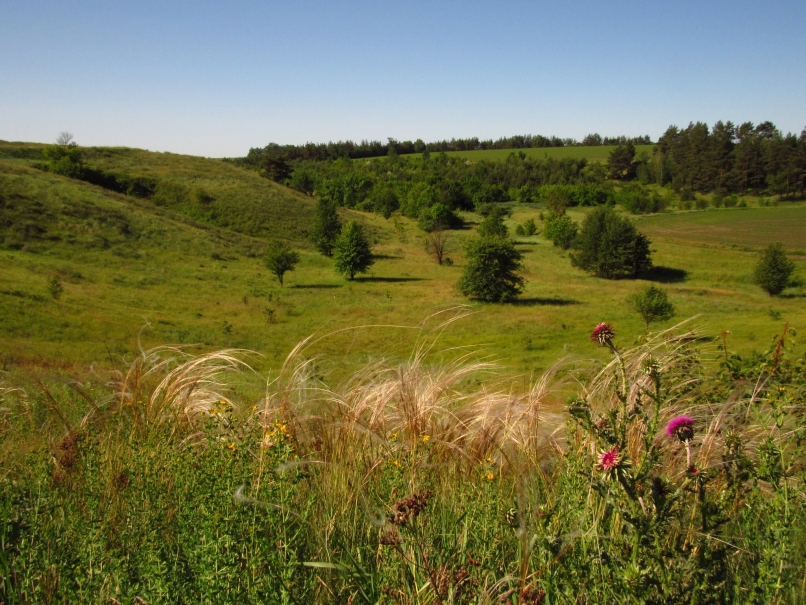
xmin=425 ymin=226 xmax=450 ymax=265
xmin=753 ymin=242 xmax=796 ymax=296
xmin=628 ymin=285 xmax=675 ymax=331
xmin=265 ymin=241 xmax=300 ymax=287
xmin=458 ymin=237 xmax=525 ymax=302
xmin=334 ymin=221 xmax=374 ymax=280
xmin=571 ymin=206 xmax=652 ymax=279
xmin=311 ymin=198 xmax=342 ymax=256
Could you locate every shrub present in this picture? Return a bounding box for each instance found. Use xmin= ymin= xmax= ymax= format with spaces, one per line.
xmin=417 ymin=203 xmax=459 ymax=232
xmin=617 ymin=184 xmax=668 ymax=214
xmin=571 ymin=206 xmax=652 ymax=278
xmin=695 ymin=197 xmax=709 ymax=210
xmin=753 ymin=242 xmax=796 ymax=296
xmin=458 ymin=236 xmax=524 ymax=302
xmin=515 ymin=218 xmax=537 ymax=237
xmin=627 ymin=284 xmax=675 ymax=329
xmin=264 ymin=241 xmax=300 ymax=287
xmin=543 ymin=214 xmax=578 ymax=250
xmin=476 ymin=213 xmax=508 ymax=238
xmin=333 ymin=220 xmax=374 ymax=280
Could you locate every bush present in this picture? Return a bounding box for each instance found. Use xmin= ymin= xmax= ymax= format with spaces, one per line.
xmin=476 ymin=213 xmax=508 ymax=238
xmin=417 ymin=203 xmax=459 ymax=232
xmin=458 ymin=236 xmax=524 ymax=302
xmin=264 ymin=241 xmax=300 ymax=287
xmin=627 ymin=284 xmax=675 ymax=329
xmin=571 ymin=206 xmax=652 ymax=278
xmin=514 ymin=218 xmax=537 ymax=237
xmin=695 ymin=197 xmax=709 ymax=210
xmin=753 ymin=242 xmax=796 ymax=296
xmin=544 ymin=214 xmax=578 ymax=250
xmin=617 ymin=184 xmax=668 ymax=214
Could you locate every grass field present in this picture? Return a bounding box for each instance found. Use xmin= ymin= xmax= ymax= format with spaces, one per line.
xmin=3 ymin=144 xmax=806 ymax=603
xmin=401 ymin=144 xmax=656 ymax=162
xmin=637 ymin=204 xmax=806 ymax=253
xmin=2 ymin=150 xmax=805 ymax=385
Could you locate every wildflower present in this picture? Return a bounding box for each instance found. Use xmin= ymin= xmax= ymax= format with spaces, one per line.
xmin=590 ymin=323 xmax=615 ymax=346
xmin=389 ymin=490 xmax=433 ymax=526
xmin=598 ymin=448 xmax=620 ymax=472
xmin=421 ymin=434 xmax=430 ymax=442
xmin=226 ymin=442 xmax=236 ymax=452
xmin=485 ymin=473 xmax=495 ymax=481
xmin=666 ymin=415 xmax=694 ymax=442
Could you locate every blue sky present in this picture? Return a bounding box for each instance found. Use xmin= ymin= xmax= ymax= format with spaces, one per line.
xmin=1 ymin=1 xmax=804 ymax=156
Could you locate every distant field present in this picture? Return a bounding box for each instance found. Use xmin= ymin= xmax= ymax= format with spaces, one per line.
xmin=400 ymin=144 xmax=656 ymax=162
xmin=636 ymin=204 xmax=806 ymax=253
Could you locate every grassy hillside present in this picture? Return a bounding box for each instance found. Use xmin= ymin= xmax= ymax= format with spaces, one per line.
xmin=0 ymin=141 xmax=315 ymax=241
xmin=2 ymin=148 xmax=805 ymax=381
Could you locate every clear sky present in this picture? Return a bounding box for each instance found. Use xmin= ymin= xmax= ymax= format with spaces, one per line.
xmin=1 ymin=1 xmax=804 ymax=157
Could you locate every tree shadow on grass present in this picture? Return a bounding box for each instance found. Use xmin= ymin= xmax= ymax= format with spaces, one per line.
xmin=371 ymin=254 xmax=403 ymax=260
xmin=292 ymin=284 xmax=343 ymax=289
xmin=640 ymin=266 xmax=688 ymax=283
xmin=353 ymin=276 xmax=426 ymax=283
xmin=512 ymin=297 xmax=582 ymax=307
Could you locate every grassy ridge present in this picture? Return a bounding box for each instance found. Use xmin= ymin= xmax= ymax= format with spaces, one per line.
xmin=0 ymin=141 xmax=316 ymax=241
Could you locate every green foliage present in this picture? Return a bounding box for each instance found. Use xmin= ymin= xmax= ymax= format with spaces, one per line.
xmin=417 ymin=203 xmax=458 ymax=232
xmin=333 ymin=221 xmax=374 ymax=280
xmin=627 ymin=284 xmax=675 ymax=329
xmin=753 ymin=242 xmax=796 ymax=296
xmin=607 ymin=142 xmax=636 ymax=180
xmin=617 ymin=183 xmax=668 ymax=214
xmin=457 ymin=237 xmax=524 ymax=302
xmin=265 ymin=241 xmax=300 ymax=287
xmin=310 ymin=198 xmax=342 ymax=256
xmin=543 ymin=213 xmax=578 ymax=250
xmin=571 ymin=206 xmax=652 ymax=278
xmin=47 ymin=275 xmax=63 ymax=300
xmin=514 ymin=218 xmax=537 ymax=237
xmin=476 ymin=213 xmax=508 ymax=238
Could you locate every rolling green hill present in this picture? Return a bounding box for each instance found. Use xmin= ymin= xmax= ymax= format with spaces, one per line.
xmin=1 ymin=142 xmax=805 ymax=381
xmin=0 ymin=141 xmax=315 ymax=241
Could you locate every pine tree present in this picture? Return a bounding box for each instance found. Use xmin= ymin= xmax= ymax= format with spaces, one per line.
xmin=753 ymin=242 xmax=796 ymax=296
xmin=311 ymin=198 xmax=342 ymax=256
xmin=333 ymin=221 xmax=374 ymax=280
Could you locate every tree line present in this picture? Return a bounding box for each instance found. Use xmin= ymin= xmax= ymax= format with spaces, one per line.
xmin=609 ymin=121 xmax=806 ymax=198
xmin=234 ymin=133 xmax=652 ymax=164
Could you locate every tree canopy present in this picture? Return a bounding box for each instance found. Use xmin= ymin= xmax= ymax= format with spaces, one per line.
xmin=571 ymin=206 xmax=652 ymax=279
xmin=333 ymin=220 xmax=374 ymax=280
xmin=264 ymin=241 xmax=300 ymax=287
xmin=458 ymin=237 xmax=525 ymax=303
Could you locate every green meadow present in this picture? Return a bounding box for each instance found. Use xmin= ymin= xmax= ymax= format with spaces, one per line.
xmin=1 ymin=144 xmax=804 ymax=381
xmin=2 ymin=142 xmax=806 ymax=603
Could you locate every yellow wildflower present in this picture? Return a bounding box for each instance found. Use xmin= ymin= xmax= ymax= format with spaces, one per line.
xmin=485 ymin=473 xmax=495 ymax=481
xmin=421 ymin=434 xmax=430 ymax=442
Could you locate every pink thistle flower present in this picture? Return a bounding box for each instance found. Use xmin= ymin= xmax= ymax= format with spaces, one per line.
xmin=598 ymin=448 xmax=620 ymax=472
xmin=591 ymin=323 xmax=615 ymax=346
xmin=666 ymin=415 xmax=695 ymax=442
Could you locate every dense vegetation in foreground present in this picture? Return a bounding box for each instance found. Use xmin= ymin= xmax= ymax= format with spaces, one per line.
xmin=1 ymin=318 xmax=805 ymax=603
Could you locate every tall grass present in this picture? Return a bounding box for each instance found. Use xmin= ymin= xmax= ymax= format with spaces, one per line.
xmin=1 ymin=319 xmax=804 ymax=603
